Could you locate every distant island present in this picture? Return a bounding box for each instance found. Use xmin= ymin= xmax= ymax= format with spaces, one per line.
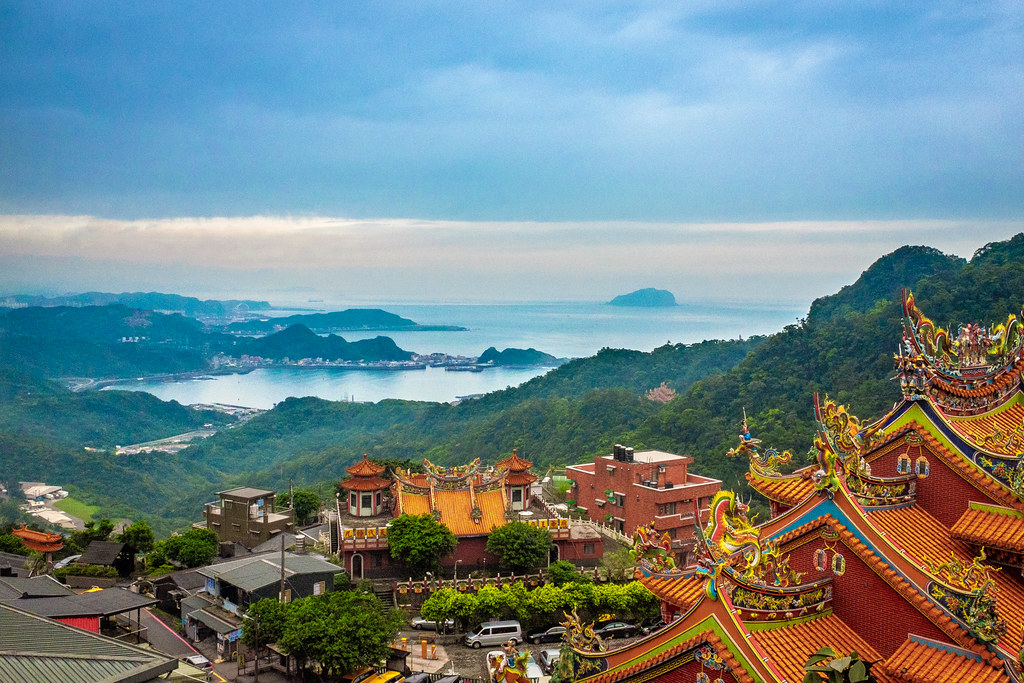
xmin=478 ymin=347 xmax=560 ymax=366
xmin=608 ymin=288 xmax=677 ymax=307
xmin=222 ymin=309 xmax=467 ymax=335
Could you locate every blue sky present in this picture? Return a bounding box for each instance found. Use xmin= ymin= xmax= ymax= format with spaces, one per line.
xmin=1 ymin=2 xmax=1023 ymax=303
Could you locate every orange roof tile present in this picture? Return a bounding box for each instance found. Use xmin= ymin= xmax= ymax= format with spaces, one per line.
xmin=11 ymin=525 xmax=63 ymax=553
xmin=347 ymin=453 xmax=386 ymax=476
xmin=496 ymin=449 xmax=533 ymax=472
xmin=750 ymin=613 xmax=882 ymax=683
xmin=394 ymin=487 xmax=508 ymax=537
xmin=868 ymin=504 xmax=1024 ymax=657
xmin=505 ymin=471 xmax=537 ymax=486
xmin=580 ymin=629 xmax=755 ymax=683
xmin=640 ymin=575 xmax=706 ymax=609
xmin=883 ymin=635 xmax=1010 ymax=683
xmin=951 ymin=502 xmax=1024 ymax=553
xmin=747 ymin=470 xmax=814 ymax=506
xmin=399 ymin=492 xmax=432 ymax=517
xmin=946 ymin=396 xmax=1024 ymax=456
xmin=339 ymin=475 xmax=389 ymax=491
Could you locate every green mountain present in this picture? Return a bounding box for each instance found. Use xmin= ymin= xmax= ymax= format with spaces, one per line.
xmin=237 ymin=324 xmax=413 ymax=362
xmin=223 ymin=309 xmax=465 ymax=334
xmin=608 ymin=288 xmax=677 ymax=307
xmin=0 ymin=291 xmax=271 ymax=317
xmin=478 ymin=347 xmax=559 ymax=366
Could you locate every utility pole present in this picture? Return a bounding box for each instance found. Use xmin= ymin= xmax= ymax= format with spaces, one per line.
xmin=279 ymin=533 xmax=286 ymax=604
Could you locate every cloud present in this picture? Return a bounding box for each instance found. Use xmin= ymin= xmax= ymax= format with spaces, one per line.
xmin=1 ymin=215 xmax=1020 ymax=304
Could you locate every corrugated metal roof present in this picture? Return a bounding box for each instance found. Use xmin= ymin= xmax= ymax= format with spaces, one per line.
xmin=0 ymin=602 xmax=176 ymax=683
xmin=199 ymin=551 xmax=337 ymax=592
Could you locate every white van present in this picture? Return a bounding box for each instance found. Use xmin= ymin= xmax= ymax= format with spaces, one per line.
xmin=464 ymin=620 xmax=523 ymax=649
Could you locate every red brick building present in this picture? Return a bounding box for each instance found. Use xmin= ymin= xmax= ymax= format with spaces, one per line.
xmin=567 ymin=444 xmax=721 ymax=557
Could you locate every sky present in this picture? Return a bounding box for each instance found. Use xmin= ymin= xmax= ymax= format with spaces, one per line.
xmin=1 ymin=2 xmax=1023 ymax=305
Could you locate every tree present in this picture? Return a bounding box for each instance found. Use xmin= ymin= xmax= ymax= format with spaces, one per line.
xmin=548 ymin=560 xmax=592 ymax=586
xmin=164 ymin=527 xmax=219 ymax=568
xmin=388 ymin=513 xmax=456 ymax=578
xmin=599 ymin=547 xmax=634 ymax=581
xmin=486 ymin=521 xmax=553 ymax=573
xmin=0 ymin=532 xmax=29 ymax=556
xmin=68 ymin=518 xmax=114 ymax=553
xmin=280 ymin=590 xmax=403 ymax=676
xmin=802 ymin=647 xmax=876 ymax=683
xmin=241 ymin=597 xmax=288 ymax=669
xmin=279 ymin=489 xmax=322 ymax=526
xmin=118 ymin=520 xmax=155 ymax=555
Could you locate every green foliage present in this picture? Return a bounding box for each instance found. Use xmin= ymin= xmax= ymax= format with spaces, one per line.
xmin=0 ymin=533 xmax=30 ymax=555
xmin=146 ymin=541 xmax=169 ymax=571
xmin=547 ymin=560 xmax=593 ymax=587
xmin=486 ymin=522 xmax=554 ymax=573
xmin=599 ymin=547 xmax=634 ymax=582
xmin=68 ymin=519 xmax=114 ymax=553
xmin=55 ymin=563 xmax=119 ymax=579
xmin=118 ymin=520 xmax=155 ymax=555
xmin=550 ymin=640 xmax=576 ymax=683
xmin=802 ymin=647 xmax=876 ymax=683
xmin=278 ymin=489 xmax=321 ymax=526
xmin=420 ymin=580 xmax=657 ymax=631
xmin=163 ymin=527 xmax=219 ymax=568
xmin=279 ymin=591 xmax=403 ymax=676
xmin=241 ymin=598 xmax=288 ymax=648
xmin=388 ymin=513 xmax=457 ymax=578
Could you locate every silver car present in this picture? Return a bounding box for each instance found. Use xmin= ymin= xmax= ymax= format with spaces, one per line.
xmin=411 ymin=616 xmax=456 ymax=632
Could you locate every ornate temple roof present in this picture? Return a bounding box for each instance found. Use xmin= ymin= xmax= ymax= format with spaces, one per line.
xmin=11 ymin=526 xmax=63 ymax=553
xmin=945 ymin=394 xmax=1024 ymax=456
xmin=882 ymin=635 xmax=1010 ymax=683
xmin=496 ymin=449 xmax=537 ymax=486
xmin=390 ymin=458 xmax=510 ymax=536
xmin=745 ymin=470 xmax=814 ymax=506
xmin=346 ymin=453 xmax=386 ymax=477
xmin=339 ymin=454 xmax=389 ymax=492
xmin=951 ymin=502 xmax=1024 ymax=553
xmin=748 ymin=613 xmax=881 ymax=683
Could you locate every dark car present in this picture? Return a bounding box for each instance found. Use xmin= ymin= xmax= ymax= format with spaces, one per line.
xmin=537 ymin=648 xmax=561 ymax=675
xmin=403 ymin=674 xmax=432 ymax=683
xmin=593 ymin=621 xmax=638 ymax=639
xmin=527 ymin=625 xmax=566 ymax=644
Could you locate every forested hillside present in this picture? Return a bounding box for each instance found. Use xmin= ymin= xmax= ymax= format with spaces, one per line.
xmin=5 ymin=234 xmax=1024 ymax=533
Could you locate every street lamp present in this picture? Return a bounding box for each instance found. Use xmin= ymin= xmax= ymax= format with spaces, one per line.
xmin=454 ymin=559 xmax=463 ymax=583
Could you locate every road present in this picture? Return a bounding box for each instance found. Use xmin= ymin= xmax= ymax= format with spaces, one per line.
xmin=141 ymin=608 xmax=228 ymax=682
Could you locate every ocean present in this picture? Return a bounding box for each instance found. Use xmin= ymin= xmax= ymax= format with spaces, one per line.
xmin=111 ymin=300 xmax=803 ymax=408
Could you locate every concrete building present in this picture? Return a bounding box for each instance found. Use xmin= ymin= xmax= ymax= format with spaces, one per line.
xmin=567 ymin=444 xmax=721 ymax=562
xmin=200 ymin=487 xmax=295 ymax=548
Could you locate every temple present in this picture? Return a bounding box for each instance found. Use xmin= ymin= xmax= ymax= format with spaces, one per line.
xmin=11 ymin=525 xmax=63 ymax=564
xmin=336 ymin=453 xmax=600 ymax=580
xmin=567 ymin=290 xmax=1024 ymax=683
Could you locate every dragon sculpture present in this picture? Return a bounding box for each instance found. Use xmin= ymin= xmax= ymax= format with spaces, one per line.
xmin=423 ymin=457 xmax=481 ymax=481
xmin=904 ymin=289 xmax=1024 ymax=367
xmin=704 ymin=491 xmax=762 ymax=567
xmin=726 ymin=409 xmax=793 ymax=476
xmin=630 ymin=523 xmax=677 ymax=572
xmin=561 ymin=608 xmax=605 ymax=652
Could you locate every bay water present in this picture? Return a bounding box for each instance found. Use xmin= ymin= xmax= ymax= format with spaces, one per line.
xmin=112 ymin=300 xmax=803 ymax=408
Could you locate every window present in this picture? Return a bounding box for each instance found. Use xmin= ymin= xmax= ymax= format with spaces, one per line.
xmin=657 ymin=503 xmax=677 ymax=516
xmin=376 ymin=491 xmax=382 ymax=506
xmin=361 ymin=493 xmax=372 ymax=509
xmin=512 ymin=489 xmax=523 ymax=503
xmin=232 ymin=523 xmax=241 ymax=531
xmin=614 ymin=494 xmax=625 ymax=507
xmin=607 ymin=466 xmax=616 ymax=476
xmin=350 ymin=492 xmax=357 ymax=508
xmin=667 ymin=527 xmax=677 ymax=539
xmin=373 ymin=553 xmax=383 ymax=568
xmin=313 ymin=581 xmax=325 ymax=596
xmin=583 ymin=543 xmax=596 ymax=555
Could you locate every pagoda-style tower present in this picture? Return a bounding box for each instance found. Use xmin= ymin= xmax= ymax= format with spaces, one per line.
xmin=339 ymin=454 xmax=389 ymax=517
xmin=12 ymin=525 xmax=63 ymax=565
xmin=496 ymin=449 xmax=537 ymax=511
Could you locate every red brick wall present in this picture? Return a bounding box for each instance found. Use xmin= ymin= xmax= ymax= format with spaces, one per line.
xmin=784 ymin=533 xmax=948 ymax=658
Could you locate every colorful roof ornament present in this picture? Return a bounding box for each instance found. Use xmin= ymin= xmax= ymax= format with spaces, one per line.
xmin=629 ymin=523 xmax=678 ymax=573
xmin=726 ymin=408 xmax=793 ymax=476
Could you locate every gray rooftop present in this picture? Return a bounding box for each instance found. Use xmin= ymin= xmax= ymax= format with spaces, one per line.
xmin=0 ymin=576 xmax=73 ymax=600
xmin=79 ymin=540 xmax=126 ymax=566
xmin=198 ymin=551 xmax=338 ymax=592
xmin=0 ymin=587 xmax=157 ymax=619
xmin=0 ymin=602 xmax=177 ymax=682
xmin=219 ymin=486 xmax=277 ymax=500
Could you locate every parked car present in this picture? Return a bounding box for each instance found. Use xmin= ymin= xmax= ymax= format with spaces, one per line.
xmin=465 ymin=620 xmax=523 ymax=648
xmin=537 ymin=648 xmax=561 ymax=675
xmin=403 ymin=673 xmax=432 ymax=683
xmin=181 ymin=655 xmax=212 ymax=671
xmin=360 ymin=671 xmax=405 ymax=683
xmin=592 ymin=621 xmax=638 ymax=639
xmin=527 ymin=625 xmax=565 ymax=644
xmin=411 ymin=616 xmax=456 ymax=632
xmin=434 ymin=675 xmax=465 ymax=683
